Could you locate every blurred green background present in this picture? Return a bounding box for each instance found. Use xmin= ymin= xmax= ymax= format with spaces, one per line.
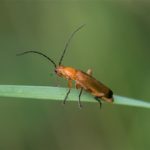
xmin=0 ymin=0 xmax=150 ymax=150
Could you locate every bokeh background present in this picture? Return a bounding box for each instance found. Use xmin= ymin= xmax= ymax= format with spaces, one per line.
xmin=0 ymin=0 xmax=150 ymax=150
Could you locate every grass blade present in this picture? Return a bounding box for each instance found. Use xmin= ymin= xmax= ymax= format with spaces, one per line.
xmin=0 ymin=85 xmax=149 ymax=109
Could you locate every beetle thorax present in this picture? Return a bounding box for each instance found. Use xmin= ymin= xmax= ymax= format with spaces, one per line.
xmin=55 ymin=66 xmax=77 ymax=80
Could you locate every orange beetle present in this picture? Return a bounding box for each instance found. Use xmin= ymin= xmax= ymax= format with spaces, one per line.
xmin=17 ymin=25 xmax=113 ymax=108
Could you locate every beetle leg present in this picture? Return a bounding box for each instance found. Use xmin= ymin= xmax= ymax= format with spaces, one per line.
xmin=94 ymin=96 xmax=102 ymax=109
xmin=63 ymin=79 xmax=72 ymax=104
xmin=75 ymin=82 xmax=83 ymax=108
xmin=87 ymin=69 xmax=92 ymax=76
xmin=78 ymin=88 xmax=83 ymax=108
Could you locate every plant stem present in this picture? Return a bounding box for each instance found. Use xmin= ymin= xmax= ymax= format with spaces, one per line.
xmin=0 ymin=85 xmax=149 ymax=109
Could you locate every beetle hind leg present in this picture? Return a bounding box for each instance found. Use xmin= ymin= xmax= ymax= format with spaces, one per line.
xmin=87 ymin=69 xmax=92 ymax=76
xmin=94 ymin=96 xmax=102 ymax=109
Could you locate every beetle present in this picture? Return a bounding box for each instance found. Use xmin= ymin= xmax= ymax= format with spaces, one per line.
xmin=17 ymin=24 xmax=114 ymax=108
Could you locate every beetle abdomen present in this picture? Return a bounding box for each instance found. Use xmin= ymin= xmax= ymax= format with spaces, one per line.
xmin=76 ymin=70 xmax=113 ymax=102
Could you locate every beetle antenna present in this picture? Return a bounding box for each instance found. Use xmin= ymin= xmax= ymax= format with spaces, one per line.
xmin=58 ymin=24 xmax=85 ymax=66
xmin=17 ymin=50 xmax=57 ymax=68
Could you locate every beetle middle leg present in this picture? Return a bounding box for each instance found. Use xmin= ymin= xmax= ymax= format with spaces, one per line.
xmin=63 ymin=79 xmax=72 ymax=104
xmin=75 ymin=83 xmax=83 ymax=108
xmin=75 ymin=69 xmax=93 ymax=108
xmin=78 ymin=88 xmax=83 ymax=108
xmin=77 ymin=68 xmax=93 ymax=108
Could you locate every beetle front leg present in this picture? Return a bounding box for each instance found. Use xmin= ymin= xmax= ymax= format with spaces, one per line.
xmin=63 ymin=79 xmax=72 ymax=104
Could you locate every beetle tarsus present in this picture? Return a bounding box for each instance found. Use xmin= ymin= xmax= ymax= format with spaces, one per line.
xmin=95 ymin=96 xmax=102 ymax=109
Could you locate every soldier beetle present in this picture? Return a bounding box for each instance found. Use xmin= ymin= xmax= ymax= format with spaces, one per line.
xmin=17 ymin=25 xmax=114 ymax=108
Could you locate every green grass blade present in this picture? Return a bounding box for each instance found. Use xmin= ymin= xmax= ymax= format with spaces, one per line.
xmin=0 ymin=85 xmax=149 ymax=109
